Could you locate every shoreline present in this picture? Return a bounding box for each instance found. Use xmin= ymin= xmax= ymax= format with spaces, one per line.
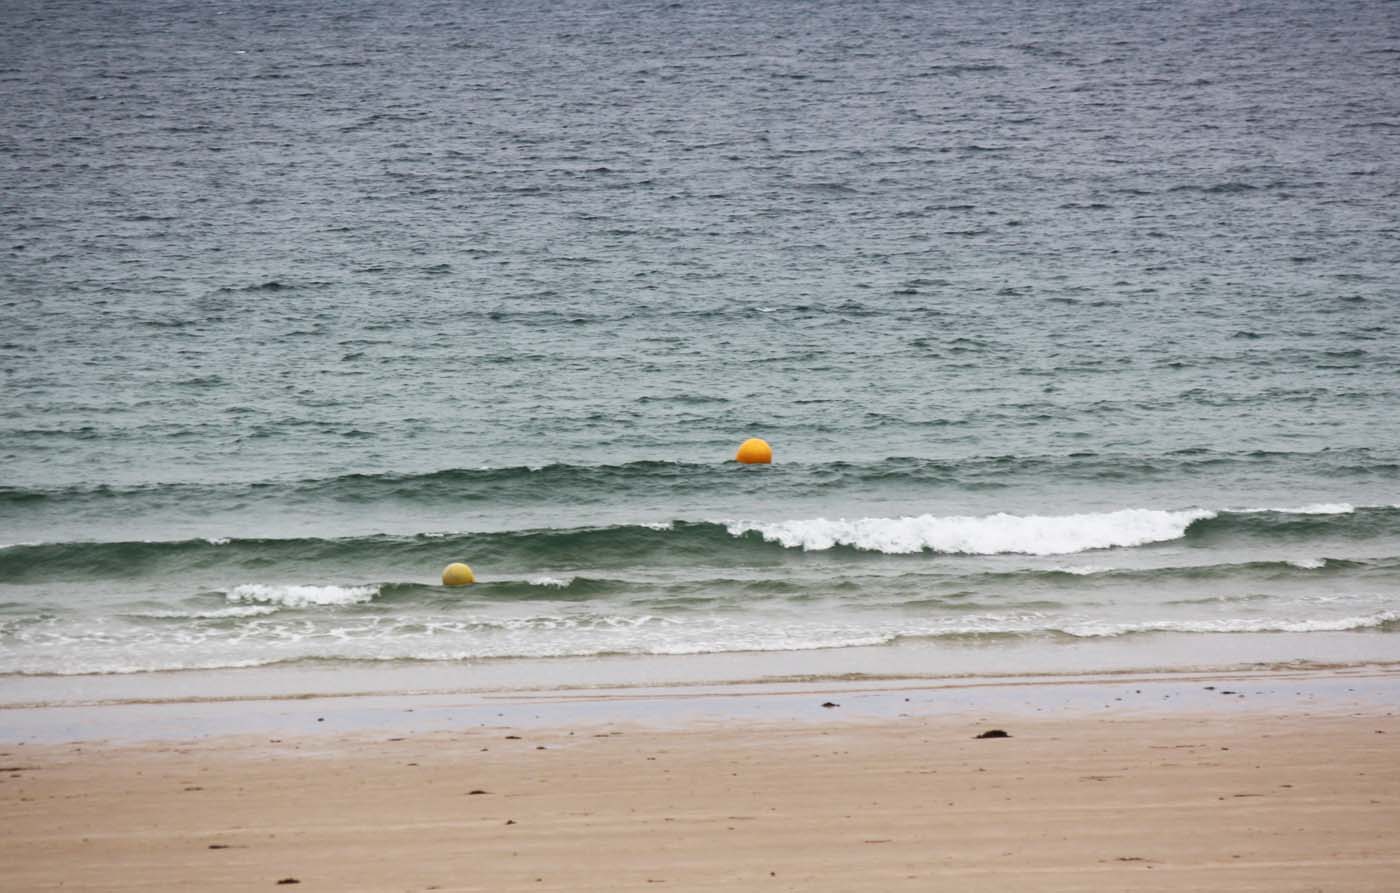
xmin=2 ymin=629 xmax=1398 ymax=744
xmin=2 ymin=656 xmax=1397 ymax=747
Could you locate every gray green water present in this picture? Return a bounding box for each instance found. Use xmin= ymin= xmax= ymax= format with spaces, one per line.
xmin=2 ymin=0 xmax=1398 ymax=676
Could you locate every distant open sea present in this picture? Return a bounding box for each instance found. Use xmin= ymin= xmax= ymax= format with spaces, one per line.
xmin=2 ymin=0 xmax=1398 ymax=678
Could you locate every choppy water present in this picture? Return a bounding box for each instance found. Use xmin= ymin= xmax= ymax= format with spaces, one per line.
xmin=2 ymin=0 xmax=1398 ymax=675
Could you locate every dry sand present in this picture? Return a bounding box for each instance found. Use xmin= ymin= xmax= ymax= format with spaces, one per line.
xmin=2 ymin=683 xmax=1398 ymax=892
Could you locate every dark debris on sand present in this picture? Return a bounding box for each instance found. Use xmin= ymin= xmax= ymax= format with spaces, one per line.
xmin=975 ymin=729 xmax=1011 ymax=739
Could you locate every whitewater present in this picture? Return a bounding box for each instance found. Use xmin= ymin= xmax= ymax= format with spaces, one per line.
xmin=2 ymin=502 xmax=1399 ymax=674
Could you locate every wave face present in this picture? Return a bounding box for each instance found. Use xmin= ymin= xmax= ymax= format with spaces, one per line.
xmin=2 ymin=504 xmax=1399 ymax=674
xmin=2 ymin=505 xmax=1396 ymax=581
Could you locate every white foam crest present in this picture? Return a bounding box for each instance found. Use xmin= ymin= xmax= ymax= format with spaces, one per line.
xmin=1052 ymin=564 xmax=1110 ymax=576
xmin=1287 ymin=557 xmax=1327 ymax=570
xmin=204 ymin=536 xmax=231 ymax=545
xmin=526 ymin=575 xmax=575 ymax=588
xmin=226 ymin=583 xmax=380 ymax=607
xmin=728 ymin=508 xmax=1217 ymax=556
xmin=1242 ymin=503 xmax=1355 ymax=515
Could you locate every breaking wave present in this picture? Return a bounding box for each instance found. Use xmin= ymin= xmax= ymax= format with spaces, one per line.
xmin=728 ymin=508 xmax=1216 ymax=555
xmin=4 ymin=505 xmax=1400 ymax=583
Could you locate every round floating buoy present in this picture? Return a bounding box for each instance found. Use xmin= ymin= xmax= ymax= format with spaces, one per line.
xmin=442 ymin=562 xmax=476 ymax=586
xmin=735 ymin=437 xmax=773 ymax=464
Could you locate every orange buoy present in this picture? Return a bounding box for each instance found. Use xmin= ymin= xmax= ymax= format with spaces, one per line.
xmin=735 ymin=437 xmax=773 ymax=464
xmin=442 ymin=562 xmax=476 ymax=586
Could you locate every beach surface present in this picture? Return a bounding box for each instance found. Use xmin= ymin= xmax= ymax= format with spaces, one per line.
xmin=3 ymin=664 xmax=1398 ymax=891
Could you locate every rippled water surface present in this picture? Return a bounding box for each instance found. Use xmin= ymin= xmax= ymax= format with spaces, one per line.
xmin=2 ymin=0 xmax=1398 ymax=674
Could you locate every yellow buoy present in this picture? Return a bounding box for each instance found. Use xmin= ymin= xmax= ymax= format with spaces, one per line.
xmin=442 ymin=562 xmax=476 ymax=586
xmin=735 ymin=437 xmax=773 ymax=464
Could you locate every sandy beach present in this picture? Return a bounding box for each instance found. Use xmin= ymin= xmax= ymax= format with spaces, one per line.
xmin=3 ymin=666 xmax=1398 ymax=891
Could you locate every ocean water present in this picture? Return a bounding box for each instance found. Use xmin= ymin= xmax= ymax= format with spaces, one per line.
xmin=2 ymin=0 xmax=1398 ymax=677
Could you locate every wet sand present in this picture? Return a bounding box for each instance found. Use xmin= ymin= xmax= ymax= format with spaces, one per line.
xmin=2 ymin=668 xmax=1398 ymax=891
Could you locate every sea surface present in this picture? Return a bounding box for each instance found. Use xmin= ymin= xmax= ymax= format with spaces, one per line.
xmin=2 ymin=0 xmax=1399 ymax=678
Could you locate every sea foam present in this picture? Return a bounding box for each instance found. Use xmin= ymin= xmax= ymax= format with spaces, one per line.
xmin=526 ymin=575 xmax=574 ymax=588
xmin=728 ymin=508 xmax=1216 ymax=555
xmin=1060 ymin=611 xmax=1400 ymax=637
xmin=1244 ymin=503 xmax=1355 ymax=515
xmin=133 ymin=605 xmax=281 ymax=619
xmin=227 ymin=583 xmax=379 ymax=607
xmin=1287 ymin=557 xmax=1327 ymax=569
